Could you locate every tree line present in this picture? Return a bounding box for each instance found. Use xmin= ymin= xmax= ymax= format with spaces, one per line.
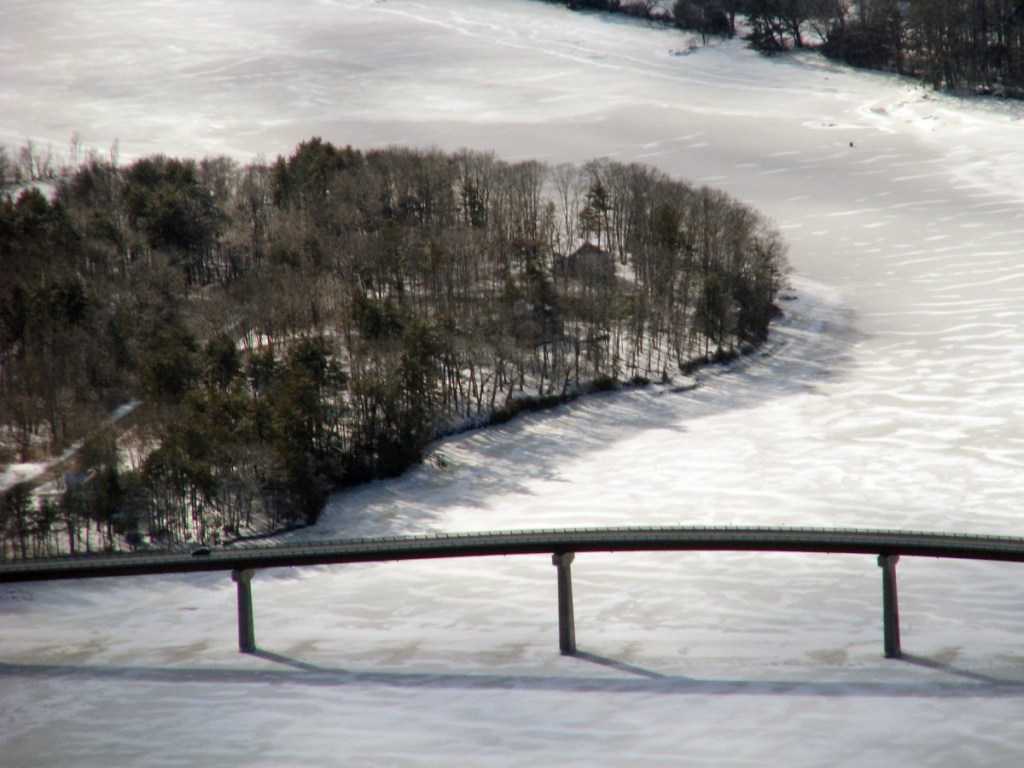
xmin=0 ymin=139 xmax=787 ymax=558
xmin=748 ymin=0 xmax=1024 ymax=96
xmin=544 ymin=0 xmax=1024 ymax=97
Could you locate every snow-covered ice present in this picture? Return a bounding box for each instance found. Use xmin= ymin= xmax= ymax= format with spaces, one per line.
xmin=4 ymin=1 xmax=1024 ymax=765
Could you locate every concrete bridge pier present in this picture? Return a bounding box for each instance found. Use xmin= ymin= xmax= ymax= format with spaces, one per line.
xmin=552 ymin=552 xmax=577 ymax=655
xmin=232 ymin=568 xmax=256 ymax=653
xmin=878 ymin=554 xmax=901 ymax=658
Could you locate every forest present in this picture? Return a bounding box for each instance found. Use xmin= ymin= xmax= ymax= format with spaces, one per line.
xmin=0 ymin=139 xmax=787 ymax=558
xmin=550 ymin=0 xmax=1024 ymax=97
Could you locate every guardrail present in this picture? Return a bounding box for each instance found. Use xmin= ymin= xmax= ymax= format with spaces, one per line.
xmin=5 ymin=526 xmax=1024 ymax=658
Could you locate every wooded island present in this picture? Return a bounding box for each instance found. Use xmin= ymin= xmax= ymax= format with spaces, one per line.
xmin=0 ymin=140 xmax=786 ymax=556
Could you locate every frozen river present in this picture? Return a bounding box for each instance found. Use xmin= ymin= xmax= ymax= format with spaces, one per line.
xmin=4 ymin=1 xmax=1024 ymax=765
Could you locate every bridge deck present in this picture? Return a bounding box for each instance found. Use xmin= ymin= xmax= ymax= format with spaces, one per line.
xmin=4 ymin=526 xmax=1024 ymax=583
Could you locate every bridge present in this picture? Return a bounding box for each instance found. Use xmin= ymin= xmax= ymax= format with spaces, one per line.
xmin=5 ymin=526 xmax=1024 ymax=659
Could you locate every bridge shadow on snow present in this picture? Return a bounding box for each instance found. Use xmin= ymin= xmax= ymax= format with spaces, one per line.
xmin=3 ymin=644 xmax=1023 ymax=699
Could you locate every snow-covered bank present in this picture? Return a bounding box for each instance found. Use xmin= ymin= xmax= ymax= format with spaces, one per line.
xmin=4 ymin=1 xmax=1024 ymax=765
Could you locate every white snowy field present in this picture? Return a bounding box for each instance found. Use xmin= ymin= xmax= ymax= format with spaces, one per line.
xmin=5 ymin=1 xmax=1024 ymax=765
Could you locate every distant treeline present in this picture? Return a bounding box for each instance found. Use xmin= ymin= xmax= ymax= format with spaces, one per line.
xmin=0 ymin=139 xmax=786 ymax=558
xmin=546 ymin=0 xmax=1024 ymax=97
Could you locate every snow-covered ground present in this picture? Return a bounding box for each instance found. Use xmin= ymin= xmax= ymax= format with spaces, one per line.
xmin=5 ymin=1 xmax=1024 ymax=765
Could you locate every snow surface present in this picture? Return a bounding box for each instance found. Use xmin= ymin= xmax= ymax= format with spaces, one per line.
xmin=5 ymin=1 xmax=1024 ymax=765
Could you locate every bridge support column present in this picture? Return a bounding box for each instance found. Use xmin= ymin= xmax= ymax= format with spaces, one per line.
xmin=552 ymin=552 xmax=577 ymax=655
xmin=878 ymin=555 xmax=901 ymax=658
xmin=232 ymin=568 xmax=256 ymax=653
